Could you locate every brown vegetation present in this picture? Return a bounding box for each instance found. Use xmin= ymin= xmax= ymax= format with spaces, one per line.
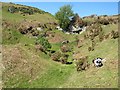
xmin=51 ymin=51 xmax=61 ymax=61
xmin=111 ymin=30 xmax=119 ymax=39
xmin=75 ymin=56 xmax=90 ymax=71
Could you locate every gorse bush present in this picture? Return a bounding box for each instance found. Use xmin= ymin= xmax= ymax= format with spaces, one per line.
xmin=99 ymin=30 xmax=104 ymax=42
xmin=51 ymin=51 xmax=61 ymax=61
xmin=111 ymin=30 xmax=119 ymax=39
xmin=60 ymin=44 xmax=72 ymax=53
xmin=8 ymin=6 xmax=47 ymax=15
xmin=75 ymin=56 xmax=89 ymax=71
xmin=8 ymin=6 xmax=18 ymax=13
xmin=35 ymin=44 xmax=46 ymax=54
xmin=36 ymin=36 xmax=52 ymax=50
xmin=31 ymin=30 xmax=40 ymax=36
xmin=60 ymin=54 xmax=69 ymax=64
xmin=84 ymin=23 xmax=104 ymax=41
xmin=98 ymin=19 xmax=109 ymax=25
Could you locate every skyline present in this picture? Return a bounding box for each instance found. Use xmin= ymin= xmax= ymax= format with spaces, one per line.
xmin=13 ymin=2 xmax=118 ymax=17
xmin=1 ymin=0 xmax=119 ymax=2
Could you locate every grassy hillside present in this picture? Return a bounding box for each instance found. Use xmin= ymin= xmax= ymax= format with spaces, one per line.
xmin=1 ymin=2 xmax=118 ymax=88
xmin=2 ymin=2 xmax=57 ymax=24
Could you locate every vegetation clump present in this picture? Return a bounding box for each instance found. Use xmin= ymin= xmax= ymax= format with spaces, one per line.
xmin=111 ymin=30 xmax=119 ymax=39
xmin=98 ymin=19 xmax=109 ymax=25
xmin=75 ymin=56 xmax=89 ymax=71
xmin=104 ymin=33 xmax=111 ymax=39
xmin=51 ymin=51 xmax=61 ymax=61
xmin=60 ymin=44 xmax=72 ymax=53
xmin=60 ymin=54 xmax=69 ymax=64
xmin=35 ymin=44 xmax=46 ymax=54
xmin=84 ymin=23 xmax=103 ymax=41
xmin=36 ymin=35 xmax=52 ymax=51
xmin=8 ymin=6 xmax=47 ymax=15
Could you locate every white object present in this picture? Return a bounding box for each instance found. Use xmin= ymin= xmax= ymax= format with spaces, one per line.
xmin=37 ymin=27 xmax=42 ymax=31
xmin=93 ymin=58 xmax=103 ymax=67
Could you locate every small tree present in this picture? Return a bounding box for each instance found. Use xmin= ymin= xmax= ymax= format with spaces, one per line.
xmin=55 ymin=5 xmax=74 ymax=31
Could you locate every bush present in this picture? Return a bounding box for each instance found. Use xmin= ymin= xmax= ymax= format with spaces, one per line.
xmin=85 ymin=24 xmax=103 ymax=40
xmin=60 ymin=45 xmax=71 ymax=53
xmin=104 ymin=33 xmax=110 ymax=39
xmin=60 ymin=54 xmax=69 ymax=64
xmin=51 ymin=51 xmax=61 ymax=61
xmin=8 ymin=6 xmax=17 ymax=13
xmin=36 ymin=36 xmax=52 ymax=51
xmin=111 ymin=30 xmax=119 ymax=39
xmin=75 ymin=56 xmax=89 ymax=71
xmin=18 ymin=24 xmax=33 ymax=34
xmin=99 ymin=19 xmax=109 ymax=25
xmin=88 ymin=46 xmax=94 ymax=51
xmin=8 ymin=6 xmax=47 ymax=15
xmin=47 ymin=50 xmax=56 ymax=57
xmin=92 ymin=40 xmax=96 ymax=48
xmin=99 ymin=31 xmax=104 ymax=42
xmin=32 ymin=30 xmax=39 ymax=36
xmin=35 ymin=44 xmax=46 ymax=54
xmin=88 ymin=40 xmax=95 ymax=51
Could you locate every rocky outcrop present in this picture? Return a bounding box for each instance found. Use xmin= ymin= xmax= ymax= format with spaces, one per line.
xmin=68 ymin=14 xmax=84 ymax=34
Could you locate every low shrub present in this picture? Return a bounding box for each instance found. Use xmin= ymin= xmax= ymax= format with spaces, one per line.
xmin=104 ymin=33 xmax=110 ymax=39
xmin=35 ymin=44 xmax=46 ymax=54
xmin=88 ymin=46 xmax=94 ymax=51
xmin=111 ymin=30 xmax=119 ymax=39
xmin=92 ymin=40 xmax=96 ymax=48
xmin=31 ymin=30 xmax=39 ymax=36
xmin=75 ymin=56 xmax=89 ymax=71
xmin=60 ymin=45 xmax=71 ymax=53
xmin=99 ymin=30 xmax=104 ymax=42
xmin=99 ymin=19 xmax=109 ymax=25
xmin=51 ymin=51 xmax=61 ymax=61
xmin=60 ymin=54 xmax=69 ymax=64
xmin=36 ymin=35 xmax=52 ymax=51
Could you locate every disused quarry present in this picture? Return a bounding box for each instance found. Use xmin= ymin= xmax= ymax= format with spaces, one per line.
xmin=1 ymin=2 xmax=119 ymax=88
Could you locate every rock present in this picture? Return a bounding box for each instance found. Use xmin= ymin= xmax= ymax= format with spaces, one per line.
xmin=36 ymin=27 xmax=42 ymax=31
xmin=56 ymin=26 xmax=63 ymax=30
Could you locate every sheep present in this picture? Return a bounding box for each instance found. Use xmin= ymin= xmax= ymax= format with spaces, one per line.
xmin=92 ymin=57 xmax=103 ymax=67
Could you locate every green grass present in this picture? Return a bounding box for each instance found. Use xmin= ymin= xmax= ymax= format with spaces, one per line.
xmin=2 ymin=4 xmax=57 ymax=24
xmin=4 ymin=36 xmax=117 ymax=88
xmin=29 ymin=63 xmax=75 ymax=88
xmin=2 ymin=28 xmax=22 ymax=44
xmin=51 ymin=43 xmax=61 ymax=51
xmin=59 ymin=38 xmax=118 ymax=88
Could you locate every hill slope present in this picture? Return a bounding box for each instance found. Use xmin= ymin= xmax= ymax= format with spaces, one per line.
xmin=1 ymin=2 xmax=118 ymax=88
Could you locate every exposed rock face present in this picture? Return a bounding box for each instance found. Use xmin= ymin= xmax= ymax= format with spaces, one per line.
xmin=68 ymin=14 xmax=84 ymax=34
xmin=56 ymin=26 xmax=63 ymax=31
xmin=36 ymin=27 xmax=43 ymax=31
